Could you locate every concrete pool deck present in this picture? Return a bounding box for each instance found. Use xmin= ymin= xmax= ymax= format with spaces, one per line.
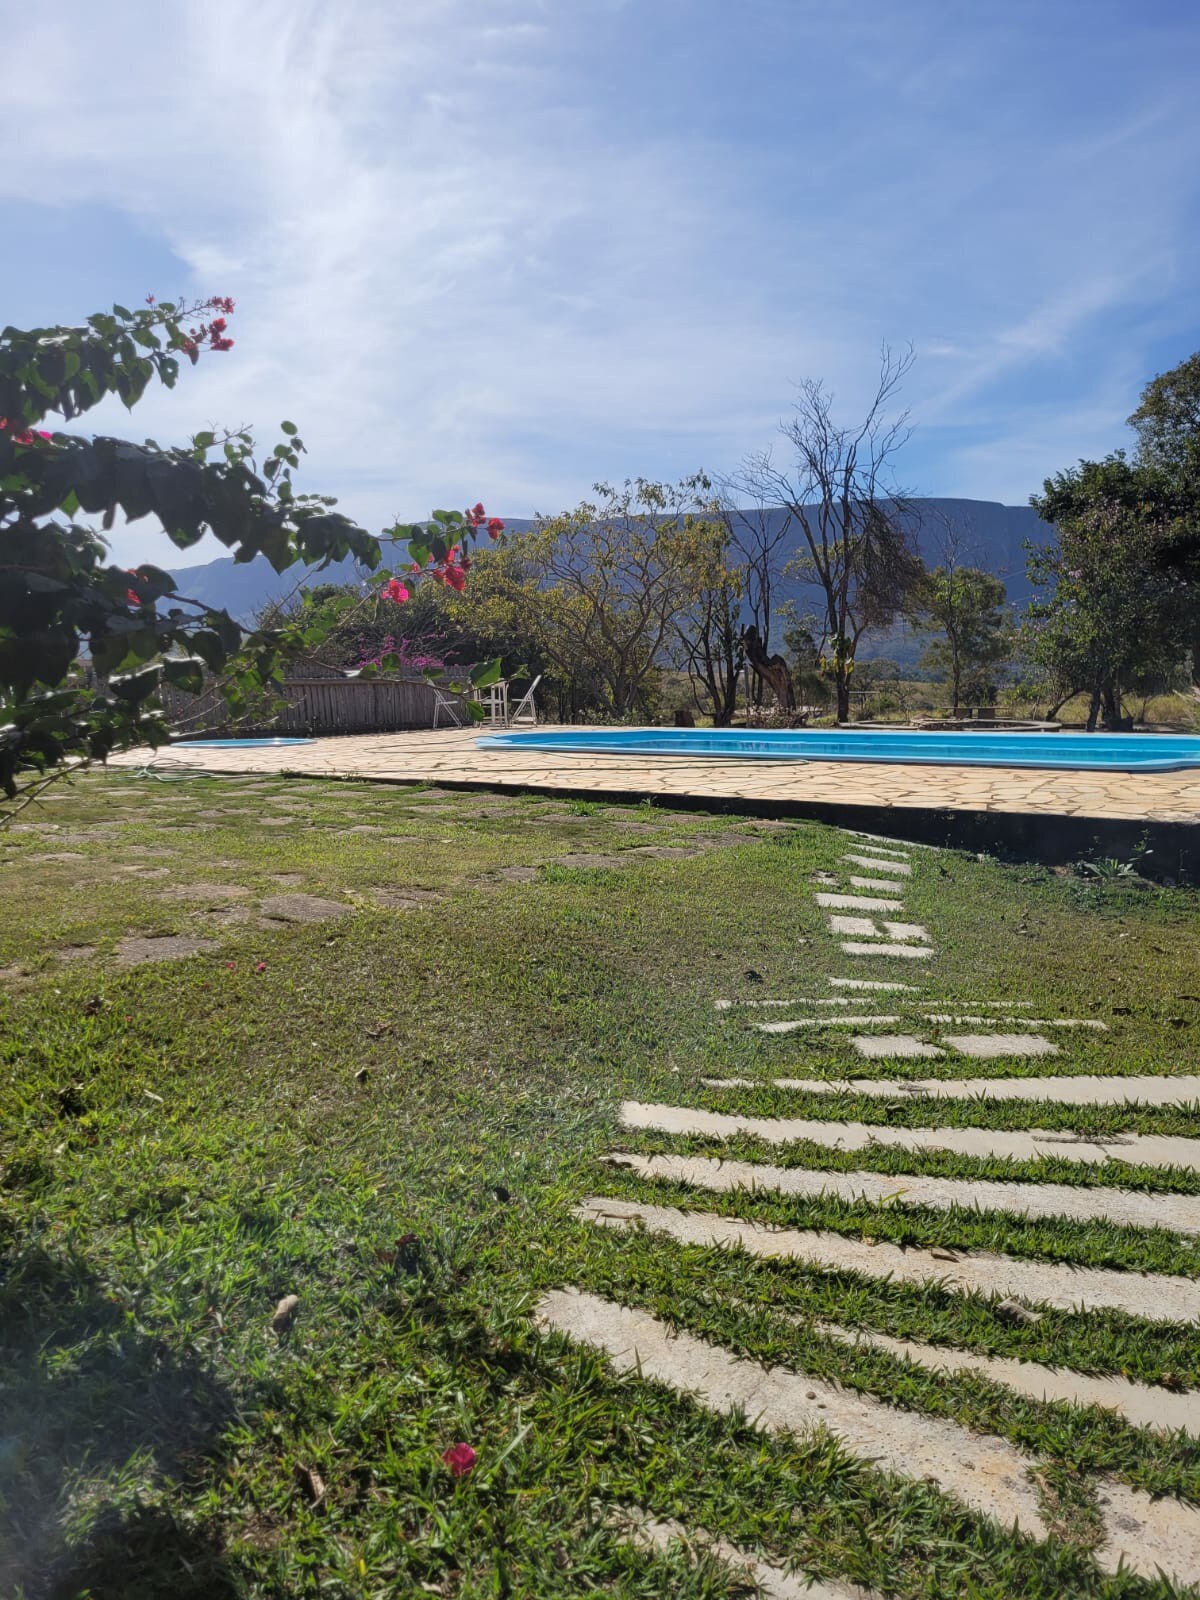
xmin=112 ymin=726 xmax=1200 ymax=872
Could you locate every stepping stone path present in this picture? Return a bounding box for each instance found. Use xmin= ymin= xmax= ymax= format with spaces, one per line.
xmin=259 ymin=893 xmax=353 ymax=924
xmin=613 ymin=1509 xmax=881 ymax=1599
xmin=115 ymin=934 xmax=219 ymax=965
xmin=535 ymin=826 xmax=1200 ymax=1589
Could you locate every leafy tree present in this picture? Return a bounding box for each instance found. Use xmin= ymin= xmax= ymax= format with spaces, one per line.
xmin=1128 ymin=351 xmax=1200 ymax=472
xmin=1128 ymin=351 xmax=1200 ymax=688
xmin=503 ymin=477 xmax=723 ymax=720
xmin=0 ymin=298 xmax=495 ymax=810
xmin=734 ymin=346 xmax=925 ymax=721
xmin=1027 ymin=455 xmax=1189 ymax=728
xmin=909 ymin=565 xmax=1013 ymax=715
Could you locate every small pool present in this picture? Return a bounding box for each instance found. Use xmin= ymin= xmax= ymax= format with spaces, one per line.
xmin=477 ymin=727 xmax=1200 ymax=773
xmin=174 ymin=737 xmax=316 ymax=749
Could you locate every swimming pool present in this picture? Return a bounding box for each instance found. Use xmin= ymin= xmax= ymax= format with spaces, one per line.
xmin=174 ymin=737 xmax=316 ymax=749
xmin=477 ymin=727 xmax=1200 ymax=773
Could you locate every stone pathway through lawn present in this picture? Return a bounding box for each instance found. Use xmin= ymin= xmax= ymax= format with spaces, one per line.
xmin=536 ymin=829 xmax=1200 ymax=1591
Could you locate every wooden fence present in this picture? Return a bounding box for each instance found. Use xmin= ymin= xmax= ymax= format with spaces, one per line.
xmin=161 ymin=675 xmax=464 ymax=736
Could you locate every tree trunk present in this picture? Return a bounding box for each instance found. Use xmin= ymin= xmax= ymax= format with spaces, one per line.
xmin=1086 ymin=682 xmax=1102 ymax=731
xmin=836 ymin=670 xmax=851 ymax=722
xmin=741 ymin=626 xmax=794 ymax=713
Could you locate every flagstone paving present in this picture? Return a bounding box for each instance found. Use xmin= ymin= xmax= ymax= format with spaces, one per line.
xmin=107 ymin=727 xmax=1200 ymax=836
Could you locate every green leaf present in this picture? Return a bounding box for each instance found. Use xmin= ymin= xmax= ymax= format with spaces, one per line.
xmin=162 ymin=655 xmax=205 ymax=694
xmin=280 ymin=420 xmax=298 ymax=435
xmin=468 ymin=658 xmax=503 ymax=688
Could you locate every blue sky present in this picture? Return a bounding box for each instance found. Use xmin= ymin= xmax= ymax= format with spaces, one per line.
xmin=2 ymin=0 xmax=1198 ymax=567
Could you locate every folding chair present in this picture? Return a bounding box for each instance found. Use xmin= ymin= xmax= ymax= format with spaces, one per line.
xmin=507 ymin=673 xmax=543 ymax=727
xmin=430 ymin=681 xmax=469 ymax=728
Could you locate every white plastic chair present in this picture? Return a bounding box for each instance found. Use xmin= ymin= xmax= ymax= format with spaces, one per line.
xmin=507 ymin=673 xmax=543 ymax=727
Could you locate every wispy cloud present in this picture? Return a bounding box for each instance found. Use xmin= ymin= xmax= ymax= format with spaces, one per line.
xmin=1 ymin=0 xmax=1197 ymax=562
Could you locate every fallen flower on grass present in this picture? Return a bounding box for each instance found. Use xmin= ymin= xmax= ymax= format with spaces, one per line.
xmin=441 ymin=1443 xmax=476 ymax=1479
xmin=255 ymin=961 xmax=267 ymax=972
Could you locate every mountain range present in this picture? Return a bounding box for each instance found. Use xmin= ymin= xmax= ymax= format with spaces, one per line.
xmin=167 ymin=497 xmax=1054 ymax=665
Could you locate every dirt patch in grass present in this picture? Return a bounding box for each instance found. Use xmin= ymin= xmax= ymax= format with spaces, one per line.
xmin=28 ymin=852 xmax=86 ymax=864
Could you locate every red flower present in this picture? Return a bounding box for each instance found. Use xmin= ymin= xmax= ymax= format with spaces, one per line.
xmin=145 ymin=293 xmax=157 ymax=306
xmin=444 ymin=566 xmax=466 ymax=592
xmin=382 ymin=578 xmax=410 ymax=604
xmin=255 ymin=961 xmax=267 ymax=972
xmin=210 ymin=317 xmax=226 ymax=333
xmin=487 ymin=517 xmax=504 ymax=538
xmin=441 ymin=1443 xmax=476 ymax=1479
xmin=127 ymin=589 xmax=141 ymax=606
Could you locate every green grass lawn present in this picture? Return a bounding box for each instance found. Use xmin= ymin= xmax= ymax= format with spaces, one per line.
xmin=2 ymin=771 xmax=1199 ymax=1598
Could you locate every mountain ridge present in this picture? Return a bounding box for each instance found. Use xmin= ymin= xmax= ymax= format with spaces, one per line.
xmin=166 ymin=498 xmax=1054 ymax=663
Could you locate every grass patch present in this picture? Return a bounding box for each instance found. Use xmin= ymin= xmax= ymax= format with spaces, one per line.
xmin=2 ymin=771 xmax=1199 ymax=1596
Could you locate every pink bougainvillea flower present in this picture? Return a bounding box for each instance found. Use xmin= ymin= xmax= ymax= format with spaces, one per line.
xmin=441 ymin=1443 xmax=476 ymax=1479
xmin=381 ymin=577 xmax=410 ymax=604
xmin=486 ymin=517 xmax=504 ymax=538
xmin=255 ymin=961 xmax=267 ymax=972
xmin=127 ymin=589 xmax=141 ymax=606
xmin=225 ymin=961 xmax=236 ymax=970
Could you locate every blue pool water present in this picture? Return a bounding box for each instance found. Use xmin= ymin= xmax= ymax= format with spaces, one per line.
xmin=477 ymin=727 xmax=1200 ymax=773
xmin=174 ymin=737 xmax=316 ymax=748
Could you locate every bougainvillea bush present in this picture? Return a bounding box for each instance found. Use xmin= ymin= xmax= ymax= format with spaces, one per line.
xmin=0 ymin=298 xmax=498 ymax=807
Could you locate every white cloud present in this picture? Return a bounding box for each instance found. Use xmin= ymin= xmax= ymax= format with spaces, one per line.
xmin=1 ymin=0 xmax=1198 ymax=566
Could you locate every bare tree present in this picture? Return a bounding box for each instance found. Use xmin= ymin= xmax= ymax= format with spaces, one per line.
xmin=737 ymin=346 xmax=924 ymax=721
xmin=715 ymin=490 xmax=792 ymax=659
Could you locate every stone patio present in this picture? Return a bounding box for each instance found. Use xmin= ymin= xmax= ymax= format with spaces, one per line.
xmin=111 ymin=726 xmax=1200 ymax=869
